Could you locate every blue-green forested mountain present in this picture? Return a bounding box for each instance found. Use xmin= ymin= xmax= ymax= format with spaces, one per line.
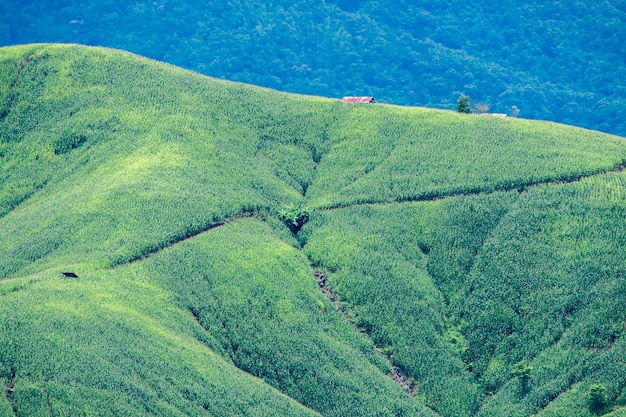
xmin=1 ymin=0 xmax=624 ymax=136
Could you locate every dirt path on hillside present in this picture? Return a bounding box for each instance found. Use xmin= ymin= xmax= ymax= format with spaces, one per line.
xmin=5 ymin=368 xmax=17 ymax=417
xmin=311 ymin=267 xmax=418 ymax=397
xmin=316 ymin=160 xmax=626 ymax=211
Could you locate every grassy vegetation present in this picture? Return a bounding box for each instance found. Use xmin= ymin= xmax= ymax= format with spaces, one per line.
xmin=305 ymin=106 xmax=626 ymax=209
xmin=144 ymin=218 xmax=433 ymax=417
xmin=302 ymin=202 xmax=483 ymax=417
xmin=0 ymin=266 xmax=322 ymax=417
xmin=1 ymin=43 xmax=626 ymax=416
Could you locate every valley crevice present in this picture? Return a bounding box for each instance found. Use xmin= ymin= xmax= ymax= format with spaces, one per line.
xmin=3 ymin=44 xmax=626 ymax=417
xmin=5 ymin=368 xmax=17 ymax=417
xmin=309 ymin=267 xmax=420 ymax=398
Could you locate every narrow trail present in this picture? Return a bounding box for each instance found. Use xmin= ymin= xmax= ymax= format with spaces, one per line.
xmin=111 ymin=159 xmax=626 ymax=270
xmin=311 ymin=268 xmax=417 ymax=397
xmin=315 ymin=161 xmax=626 ymax=212
xmin=111 ymin=204 xmax=425 ymax=400
xmin=113 ymin=213 xmax=259 ymax=267
xmin=0 ymin=272 xmax=47 ymax=296
xmin=98 ymin=159 xmax=626 ymax=404
xmin=301 ymin=160 xmax=625 ymax=407
xmin=311 ymin=269 xmax=345 ymax=313
xmin=5 ymin=368 xmax=17 ymax=417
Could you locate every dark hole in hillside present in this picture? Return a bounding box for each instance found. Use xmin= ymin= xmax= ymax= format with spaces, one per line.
xmin=279 ymin=204 xmax=309 ymax=235
xmin=61 ymin=272 xmax=78 ymax=278
xmin=418 ymin=242 xmax=430 ymax=254
xmin=188 ymin=306 xmax=202 ymax=324
xmin=0 ymin=103 xmax=10 ymax=123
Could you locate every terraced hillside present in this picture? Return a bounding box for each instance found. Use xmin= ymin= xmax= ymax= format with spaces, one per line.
xmin=1 ymin=44 xmax=626 ymax=417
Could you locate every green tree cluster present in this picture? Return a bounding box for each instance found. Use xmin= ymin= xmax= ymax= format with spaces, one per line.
xmin=456 ymin=94 xmax=471 ymax=113
xmin=589 ymin=384 xmax=607 ymax=414
xmin=279 ymin=203 xmax=310 ymax=234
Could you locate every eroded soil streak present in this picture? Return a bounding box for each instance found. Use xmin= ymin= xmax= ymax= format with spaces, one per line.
xmin=312 ymin=269 xmax=345 ymax=313
xmin=312 ymin=268 xmax=416 ymax=396
xmin=6 ymin=368 xmax=17 ymax=416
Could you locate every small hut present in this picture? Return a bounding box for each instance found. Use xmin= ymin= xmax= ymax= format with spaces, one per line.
xmin=341 ymin=96 xmax=376 ymax=103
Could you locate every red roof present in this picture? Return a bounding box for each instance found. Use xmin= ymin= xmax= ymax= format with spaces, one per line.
xmin=341 ymin=96 xmax=376 ymax=103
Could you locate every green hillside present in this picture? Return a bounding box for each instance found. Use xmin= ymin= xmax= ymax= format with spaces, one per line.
xmin=1 ymin=44 xmax=626 ymax=417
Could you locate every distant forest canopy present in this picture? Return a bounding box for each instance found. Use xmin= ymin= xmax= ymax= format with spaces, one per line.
xmin=1 ymin=0 xmax=625 ymax=136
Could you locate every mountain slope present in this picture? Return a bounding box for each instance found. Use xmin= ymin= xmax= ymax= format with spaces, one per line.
xmin=1 ymin=44 xmax=626 ymax=416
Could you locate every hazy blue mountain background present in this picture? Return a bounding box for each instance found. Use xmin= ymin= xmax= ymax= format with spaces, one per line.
xmin=1 ymin=0 xmax=624 ymax=136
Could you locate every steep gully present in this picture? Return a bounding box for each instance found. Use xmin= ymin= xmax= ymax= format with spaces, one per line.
xmin=6 ymin=159 xmax=611 ymax=416
xmin=312 ymin=268 xmax=417 ymax=396
xmin=106 ymin=160 xmax=626 ymax=402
